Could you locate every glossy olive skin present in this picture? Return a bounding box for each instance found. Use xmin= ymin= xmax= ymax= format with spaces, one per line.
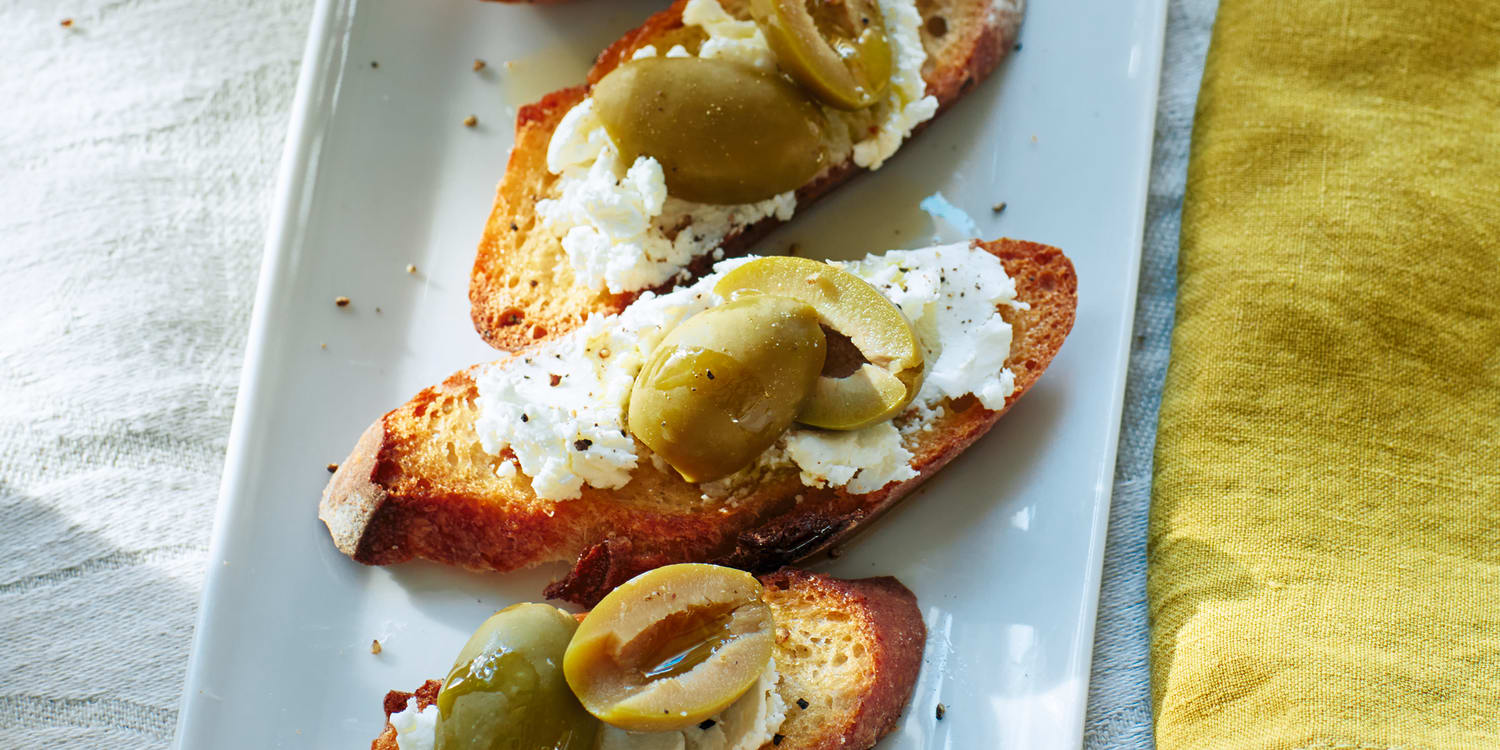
xmin=435 ymin=603 xmax=599 ymax=750
xmin=592 ymin=58 xmax=829 ymax=205
xmin=715 ymin=256 xmax=924 ymax=430
xmin=751 ymin=0 xmax=893 ymax=110
xmin=563 ymin=564 xmax=775 ymax=732
xmin=628 ymin=295 xmax=826 ymax=482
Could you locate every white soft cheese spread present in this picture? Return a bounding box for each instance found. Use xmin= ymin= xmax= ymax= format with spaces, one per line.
xmin=390 ymin=698 xmax=438 ymax=750
xmin=784 ymin=421 xmax=918 ymax=494
xmin=536 ymin=0 xmax=937 ymax=294
xmin=851 ymin=0 xmax=940 ymax=169
xmin=840 ymin=243 xmax=1026 ymax=410
xmin=539 ymin=99 xmax=795 ymax=295
xmin=598 ymin=661 xmax=787 ymax=750
xmin=474 ymin=243 xmax=1022 ymax=502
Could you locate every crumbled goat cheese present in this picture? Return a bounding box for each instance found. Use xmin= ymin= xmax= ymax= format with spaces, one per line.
xmin=539 ymin=99 xmax=794 ymax=294
xmin=850 ymin=0 xmax=939 ymax=169
xmin=784 ymin=421 xmax=918 ymax=494
xmin=390 ymin=699 xmax=437 ymax=750
xmin=682 ymin=0 xmax=778 ymax=72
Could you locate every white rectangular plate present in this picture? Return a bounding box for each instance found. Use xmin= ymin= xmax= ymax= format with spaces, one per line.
xmin=175 ymin=0 xmax=1166 ymax=747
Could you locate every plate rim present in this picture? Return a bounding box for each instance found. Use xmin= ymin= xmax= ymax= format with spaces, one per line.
xmin=1056 ymin=0 xmax=1171 ymax=742
xmin=172 ymin=0 xmax=347 ymax=744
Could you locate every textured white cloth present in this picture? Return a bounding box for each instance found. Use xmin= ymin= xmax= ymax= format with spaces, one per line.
xmin=0 ymin=0 xmax=1213 ymax=747
xmin=0 ymin=1 xmax=311 ymax=747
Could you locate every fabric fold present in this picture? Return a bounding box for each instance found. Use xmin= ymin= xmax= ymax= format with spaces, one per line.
xmin=1149 ymin=0 xmax=1500 ymax=747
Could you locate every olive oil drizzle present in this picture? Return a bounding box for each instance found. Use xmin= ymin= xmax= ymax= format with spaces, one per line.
xmin=640 ymin=610 xmax=737 ymax=681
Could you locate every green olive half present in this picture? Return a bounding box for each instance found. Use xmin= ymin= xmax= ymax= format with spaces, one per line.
xmin=563 ymin=564 xmax=774 ymax=732
xmin=751 ymin=0 xmax=893 ymax=110
xmin=715 ymin=256 xmax=924 ymax=430
xmin=592 ymin=57 xmax=829 ymax=205
xmin=628 ymin=295 xmax=826 ymax=482
xmin=436 ymin=603 xmax=600 ymax=750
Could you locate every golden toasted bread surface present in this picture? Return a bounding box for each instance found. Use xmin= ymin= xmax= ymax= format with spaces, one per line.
xmin=321 ymin=238 xmax=1075 ymax=607
xmin=469 ymin=0 xmax=1023 ymax=351
xmin=369 ymin=570 xmax=925 ymax=750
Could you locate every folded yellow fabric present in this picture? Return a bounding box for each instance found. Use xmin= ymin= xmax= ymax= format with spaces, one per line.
xmin=1148 ymin=0 xmax=1500 ymax=748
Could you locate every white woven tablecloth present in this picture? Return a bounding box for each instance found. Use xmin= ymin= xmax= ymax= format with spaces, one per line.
xmin=0 ymin=1 xmax=1212 ymax=747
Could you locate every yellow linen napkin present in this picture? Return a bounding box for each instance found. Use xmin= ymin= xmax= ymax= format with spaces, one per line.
xmin=1148 ymin=0 xmax=1500 ymax=747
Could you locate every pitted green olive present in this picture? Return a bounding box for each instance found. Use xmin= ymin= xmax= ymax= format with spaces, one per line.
xmin=715 ymin=256 xmax=924 ymax=430
xmin=436 ymin=603 xmax=600 ymax=750
xmin=563 ymin=564 xmax=774 ymax=732
xmin=751 ymin=0 xmax=893 ymax=110
xmin=628 ymin=295 xmax=826 ymax=482
xmin=591 ymin=58 xmax=829 ymax=205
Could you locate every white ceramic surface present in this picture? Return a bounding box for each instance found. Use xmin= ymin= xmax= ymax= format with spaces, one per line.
xmin=173 ymin=0 xmax=1167 ymax=747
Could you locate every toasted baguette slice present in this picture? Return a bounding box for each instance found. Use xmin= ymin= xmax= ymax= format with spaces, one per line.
xmin=370 ymin=570 xmax=925 ymax=750
xmin=322 ymin=238 xmax=1075 ymax=606
xmin=469 ymin=0 xmax=1024 ymax=351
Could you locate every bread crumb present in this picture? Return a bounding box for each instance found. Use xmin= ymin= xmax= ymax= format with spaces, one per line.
xmin=463 ymin=115 xmax=478 ymax=128
xmin=326 ymin=463 xmax=338 ymax=473
xmin=335 ymin=296 xmax=350 ymax=307
xmin=1031 ymin=134 xmax=1038 ymax=143
xmin=992 ymin=202 xmax=1007 ymax=213
xmin=375 ymin=306 xmax=382 ymax=314
xmin=371 ymin=639 xmax=382 ymax=654
xmin=473 ymin=59 xmax=486 ymax=72
xmin=936 ymin=703 xmax=946 ymax=720
xmin=406 ymin=263 xmax=417 ymax=274
xmin=60 ymin=18 xmax=74 ymax=27
xmin=370 ymin=61 xmax=379 ymax=69
xmin=320 ymin=342 xmax=327 ymax=350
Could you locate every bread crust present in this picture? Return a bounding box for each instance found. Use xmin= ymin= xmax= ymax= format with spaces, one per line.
xmin=321 ymin=238 xmax=1075 ymax=607
xmin=760 ymin=569 xmax=926 ymax=750
xmin=369 ymin=571 xmax=925 ymax=750
xmin=469 ymin=0 xmax=1025 ymax=351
